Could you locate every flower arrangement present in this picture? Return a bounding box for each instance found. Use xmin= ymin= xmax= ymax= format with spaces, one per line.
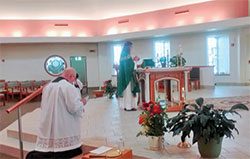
xmin=137 ymin=101 xmax=168 ymax=137
xmin=170 ymin=55 xmax=186 ymax=67
xmin=103 ymin=80 xmax=116 ymax=99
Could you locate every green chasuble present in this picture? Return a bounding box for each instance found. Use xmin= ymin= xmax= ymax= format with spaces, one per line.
xmin=117 ymin=48 xmax=140 ymax=97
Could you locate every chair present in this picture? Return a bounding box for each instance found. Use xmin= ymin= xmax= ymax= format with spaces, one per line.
xmin=0 ymin=80 xmax=7 ymax=103
xmin=42 ymin=80 xmax=51 ymax=86
xmin=19 ymin=81 xmax=34 ymax=100
xmin=0 ymin=81 xmax=7 ymax=93
xmin=189 ymin=67 xmax=200 ymax=90
xmin=6 ymin=81 xmax=21 ymax=101
xmin=0 ymin=93 xmax=5 ymax=106
xmin=33 ymin=80 xmax=43 ymax=90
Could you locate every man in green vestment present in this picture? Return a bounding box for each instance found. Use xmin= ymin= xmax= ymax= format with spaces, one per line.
xmin=117 ymin=41 xmax=140 ymax=111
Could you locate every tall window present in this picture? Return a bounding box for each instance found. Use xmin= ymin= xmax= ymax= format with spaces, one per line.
xmin=113 ymin=44 xmax=122 ymax=75
xmin=113 ymin=44 xmax=122 ymax=65
xmin=207 ymin=36 xmax=229 ymax=75
xmin=154 ymin=41 xmax=170 ymax=67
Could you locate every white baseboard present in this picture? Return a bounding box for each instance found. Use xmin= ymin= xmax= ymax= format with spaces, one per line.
xmin=215 ymin=82 xmax=250 ymax=86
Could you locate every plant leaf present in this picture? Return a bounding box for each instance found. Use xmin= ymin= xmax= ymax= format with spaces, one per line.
xmin=230 ymin=104 xmax=249 ymax=111
xmin=195 ymin=98 xmax=204 ymax=107
xmin=190 ymin=104 xmax=198 ymax=110
xmin=200 ymin=114 xmax=209 ymax=127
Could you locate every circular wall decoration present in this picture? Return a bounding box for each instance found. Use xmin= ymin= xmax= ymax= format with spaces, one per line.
xmin=44 ymin=55 xmax=67 ymax=76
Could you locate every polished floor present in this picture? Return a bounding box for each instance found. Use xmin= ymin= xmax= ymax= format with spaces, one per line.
xmin=0 ymin=85 xmax=250 ymax=159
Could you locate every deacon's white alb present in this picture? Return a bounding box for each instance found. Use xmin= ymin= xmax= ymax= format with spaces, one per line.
xmin=35 ymin=79 xmax=84 ymax=152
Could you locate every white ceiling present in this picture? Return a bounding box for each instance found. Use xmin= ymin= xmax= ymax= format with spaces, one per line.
xmin=0 ymin=0 xmax=213 ymax=20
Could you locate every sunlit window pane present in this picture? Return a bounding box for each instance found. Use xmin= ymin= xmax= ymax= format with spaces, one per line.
xmin=154 ymin=41 xmax=170 ymax=67
xmin=207 ymin=36 xmax=229 ymax=74
xmin=113 ymin=45 xmax=122 ymax=65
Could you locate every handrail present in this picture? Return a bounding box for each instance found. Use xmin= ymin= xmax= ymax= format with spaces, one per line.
xmin=5 ymin=84 xmax=45 ymax=159
xmin=6 ymin=86 xmax=44 ymax=114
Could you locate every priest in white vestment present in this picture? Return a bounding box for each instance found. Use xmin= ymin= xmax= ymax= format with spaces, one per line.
xmin=26 ymin=68 xmax=86 ymax=159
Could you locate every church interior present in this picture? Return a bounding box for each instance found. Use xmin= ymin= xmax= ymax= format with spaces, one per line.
xmin=0 ymin=0 xmax=250 ymax=158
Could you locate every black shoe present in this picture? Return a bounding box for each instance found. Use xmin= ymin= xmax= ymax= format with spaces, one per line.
xmin=124 ymin=108 xmax=137 ymax=111
xmin=131 ymin=108 xmax=137 ymax=111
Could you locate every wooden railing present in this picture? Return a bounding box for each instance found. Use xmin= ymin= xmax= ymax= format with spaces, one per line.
xmin=6 ymin=86 xmax=44 ymax=114
xmin=6 ymin=85 xmax=45 ymax=159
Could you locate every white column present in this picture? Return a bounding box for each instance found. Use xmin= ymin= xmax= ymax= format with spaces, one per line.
xmin=145 ymin=73 xmax=150 ymax=102
xmin=184 ymin=71 xmax=189 ymax=98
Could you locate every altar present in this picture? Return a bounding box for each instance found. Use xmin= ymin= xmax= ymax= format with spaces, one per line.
xmin=136 ymin=67 xmax=192 ymax=112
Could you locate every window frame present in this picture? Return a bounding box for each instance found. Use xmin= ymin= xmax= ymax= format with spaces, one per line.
xmin=207 ymin=35 xmax=230 ymax=75
xmin=112 ymin=43 xmax=123 ymax=75
xmin=154 ymin=40 xmax=171 ymax=67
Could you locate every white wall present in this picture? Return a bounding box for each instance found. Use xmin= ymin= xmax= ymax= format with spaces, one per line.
xmin=168 ymin=33 xmax=207 ymax=66
xmin=98 ymin=27 xmax=249 ymax=85
xmin=97 ymin=42 xmax=113 ymax=86
xmin=1 ymin=43 xmax=99 ymax=87
xmin=0 ymin=44 xmax=3 ymax=78
xmin=246 ymin=27 xmax=250 ymax=84
xmin=1 ymin=27 xmax=249 ymax=87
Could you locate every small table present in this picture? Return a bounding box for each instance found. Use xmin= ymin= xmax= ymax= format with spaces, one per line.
xmin=92 ymin=90 xmax=105 ymax=98
xmin=73 ymin=149 xmax=132 ymax=159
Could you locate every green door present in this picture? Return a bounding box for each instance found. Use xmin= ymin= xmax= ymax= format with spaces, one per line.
xmin=70 ymin=56 xmax=87 ymax=85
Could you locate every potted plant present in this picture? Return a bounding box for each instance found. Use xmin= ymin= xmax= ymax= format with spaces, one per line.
xmin=167 ymin=97 xmax=249 ymax=158
xmin=103 ymin=80 xmax=116 ymax=99
xmin=137 ymin=101 xmax=168 ymax=150
xmin=170 ymin=55 xmax=186 ymax=67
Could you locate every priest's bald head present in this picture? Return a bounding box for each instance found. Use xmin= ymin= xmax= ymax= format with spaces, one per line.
xmin=61 ymin=67 xmax=76 ymax=83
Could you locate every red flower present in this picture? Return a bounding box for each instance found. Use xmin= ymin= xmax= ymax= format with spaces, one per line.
xmin=139 ymin=114 xmax=147 ymax=125
xmin=139 ymin=117 xmax=144 ymax=124
xmin=151 ymin=105 xmax=162 ymax=114
xmin=142 ymin=103 xmax=149 ymax=109
xmin=142 ymin=101 xmax=154 ymax=110
xmin=148 ymin=101 xmax=154 ymax=106
xmin=146 ymin=106 xmax=151 ymax=111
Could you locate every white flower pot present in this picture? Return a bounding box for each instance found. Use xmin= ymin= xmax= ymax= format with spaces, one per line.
xmin=148 ymin=136 xmax=163 ymax=151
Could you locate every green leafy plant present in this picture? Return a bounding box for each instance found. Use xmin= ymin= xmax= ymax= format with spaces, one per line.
xmin=103 ymin=80 xmax=116 ymax=99
xmin=170 ymin=56 xmax=186 ymax=67
xmin=167 ymin=97 xmax=249 ymax=144
xmin=137 ymin=101 xmax=168 ymax=137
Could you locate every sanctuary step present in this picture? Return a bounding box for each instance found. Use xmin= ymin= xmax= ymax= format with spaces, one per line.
xmin=0 ymin=152 xmax=18 ymax=159
xmin=7 ymin=129 xmax=37 ymax=143
xmin=0 ymin=144 xmax=28 ymax=159
xmin=2 ymin=130 xmax=148 ymax=159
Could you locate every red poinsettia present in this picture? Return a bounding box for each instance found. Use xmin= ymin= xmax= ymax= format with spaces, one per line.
xmin=103 ymin=80 xmax=116 ymax=99
xmin=142 ymin=101 xmax=153 ymax=110
xmin=151 ymin=105 xmax=162 ymax=114
xmin=139 ymin=114 xmax=147 ymax=124
xmin=137 ymin=101 xmax=168 ymax=137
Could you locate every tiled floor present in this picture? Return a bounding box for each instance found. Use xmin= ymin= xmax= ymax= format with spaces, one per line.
xmin=0 ymin=85 xmax=250 ymax=159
